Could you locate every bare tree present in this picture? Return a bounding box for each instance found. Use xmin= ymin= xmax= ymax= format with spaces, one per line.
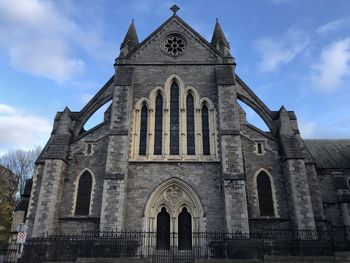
xmin=0 ymin=166 xmax=17 ymax=205
xmin=0 ymin=146 xmax=42 ymax=197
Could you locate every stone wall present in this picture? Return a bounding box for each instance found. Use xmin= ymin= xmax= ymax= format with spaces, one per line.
xmin=318 ymin=169 xmax=350 ymax=226
xmin=305 ymin=164 xmax=325 ymax=221
xmin=125 ymin=162 xmax=224 ymax=232
xmin=26 ymin=164 xmax=44 ymax=237
xmin=58 ymin=218 xmax=99 ymax=234
xmin=32 ymin=160 xmax=66 ymax=237
xmin=133 ymin=66 xmax=217 ymax=106
xmin=283 ymin=159 xmax=316 ymax=230
xmin=241 ymin=126 xmax=290 ymax=221
xmin=100 ymin=179 xmax=125 ymax=231
xmin=59 ymin=133 xmax=109 ymax=219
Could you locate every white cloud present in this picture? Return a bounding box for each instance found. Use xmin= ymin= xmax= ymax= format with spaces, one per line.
xmin=316 ymin=17 xmax=350 ymax=35
xmin=0 ymin=104 xmax=51 ymax=154
xmin=311 ymin=38 xmax=350 ymax=91
xmin=0 ymin=0 xmax=113 ymax=82
xmin=254 ymin=29 xmax=309 ymax=72
xmin=9 ymin=40 xmax=84 ymax=81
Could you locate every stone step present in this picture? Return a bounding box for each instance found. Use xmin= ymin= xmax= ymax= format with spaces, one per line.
xmin=264 ymin=255 xmax=336 ymax=262
xmin=196 ymin=260 xmax=263 ymax=263
xmin=76 ymin=258 xmax=148 ymax=263
xmin=335 ymin=251 xmax=350 ymax=260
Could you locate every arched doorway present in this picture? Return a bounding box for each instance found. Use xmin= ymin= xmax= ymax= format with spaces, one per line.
xmin=143 ymin=178 xmax=205 ymax=250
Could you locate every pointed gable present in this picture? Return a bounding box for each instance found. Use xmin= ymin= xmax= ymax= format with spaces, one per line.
xmin=118 ymin=15 xmax=230 ymax=64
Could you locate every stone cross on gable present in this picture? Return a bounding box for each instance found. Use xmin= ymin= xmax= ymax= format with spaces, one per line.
xmin=170 ymin=4 xmax=180 ymax=15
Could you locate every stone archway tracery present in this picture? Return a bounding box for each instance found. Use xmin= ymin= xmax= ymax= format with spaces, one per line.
xmin=143 ymin=178 xmax=205 ymax=233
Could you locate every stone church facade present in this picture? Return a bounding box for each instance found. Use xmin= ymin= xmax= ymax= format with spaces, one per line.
xmin=25 ymin=7 xmax=350 ymax=242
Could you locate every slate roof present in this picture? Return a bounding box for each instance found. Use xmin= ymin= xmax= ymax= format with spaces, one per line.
xmin=36 ymin=134 xmax=71 ymax=163
xmin=304 ymin=139 xmax=350 ymax=169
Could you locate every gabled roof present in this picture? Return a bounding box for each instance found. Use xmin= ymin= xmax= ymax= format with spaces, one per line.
xmin=304 ymin=139 xmax=350 ymax=169
xmin=123 ymin=14 xmax=227 ymax=59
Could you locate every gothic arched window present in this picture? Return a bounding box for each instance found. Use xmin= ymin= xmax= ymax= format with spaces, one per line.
xmin=157 ymin=207 xmax=170 ymax=250
xmin=202 ymin=105 xmax=210 ymax=155
xmin=186 ymin=94 xmax=195 ymax=155
xmin=139 ymin=105 xmax=148 ymax=155
xmin=154 ymin=94 xmax=163 ymax=155
xmin=75 ymin=171 xmax=92 ymax=216
xmin=257 ymin=171 xmax=274 ymax=216
xmin=178 ymin=207 xmax=192 ymax=250
xmin=170 ymin=83 xmax=180 ymax=155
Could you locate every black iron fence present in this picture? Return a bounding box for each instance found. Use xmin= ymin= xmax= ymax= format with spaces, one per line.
xmin=12 ymin=227 xmax=350 ymax=263
xmin=0 ymin=236 xmax=17 ymax=263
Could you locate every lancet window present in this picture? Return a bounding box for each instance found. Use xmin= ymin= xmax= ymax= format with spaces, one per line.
xmin=154 ymin=94 xmax=163 ymax=155
xmin=186 ymin=94 xmax=195 ymax=155
xmin=139 ymin=105 xmax=148 ymax=155
xmin=75 ymin=171 xmax=93 ymax=216
xmin=257 ymin=171 xmax=275 ymax=216
xmin=170 ymin=83 xmax=180 ymax=155
xmin=201 ymin=104 xmax=210 ymax=156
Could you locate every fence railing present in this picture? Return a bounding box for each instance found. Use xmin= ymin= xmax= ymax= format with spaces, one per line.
xmin=0 ymin=236 xmax=17 ymax=263
xmin=12 ymin=227 xmax=350 ymax=263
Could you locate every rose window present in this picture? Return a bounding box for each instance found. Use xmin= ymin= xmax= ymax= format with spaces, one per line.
xmin=162 ymin=34 xmax=186 ymax=56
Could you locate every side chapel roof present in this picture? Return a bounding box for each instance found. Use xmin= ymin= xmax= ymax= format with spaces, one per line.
xmin=304 ymin=139 xmax=350 ymax=169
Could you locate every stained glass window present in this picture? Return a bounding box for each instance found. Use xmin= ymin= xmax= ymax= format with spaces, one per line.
xmin=154 ymin=94 xmax=163 ymax=155
xmin=139 ymin=105 xmax=148 ymax=155
xmin=202 ymin=105 xmax=210 ymax=155
xmin=75 ymin=171 xmax=92 ymax=216
xmin=257 ymin=171 xmax=274 ymax=216
xmin=186 ymin=94 xmax=195 ymax=155
xmin=170 ymin=83 xmax=179 ymax=155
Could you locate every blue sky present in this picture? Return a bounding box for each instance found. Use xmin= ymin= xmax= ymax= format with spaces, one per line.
xmin=1 ymin=0 xmax=350 ymax=155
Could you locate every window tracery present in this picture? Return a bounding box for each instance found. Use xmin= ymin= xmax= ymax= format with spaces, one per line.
xmin=161 ymin=34 xmax=187 ymax=57
xmin=131 ymin=75 xmax=218 ymax=160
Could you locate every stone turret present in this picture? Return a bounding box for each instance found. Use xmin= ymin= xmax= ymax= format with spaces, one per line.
xmin=211 ymin=19 xmax=231 ymax=57
xmin=120 ymin=19 xmax=139 ymax=57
